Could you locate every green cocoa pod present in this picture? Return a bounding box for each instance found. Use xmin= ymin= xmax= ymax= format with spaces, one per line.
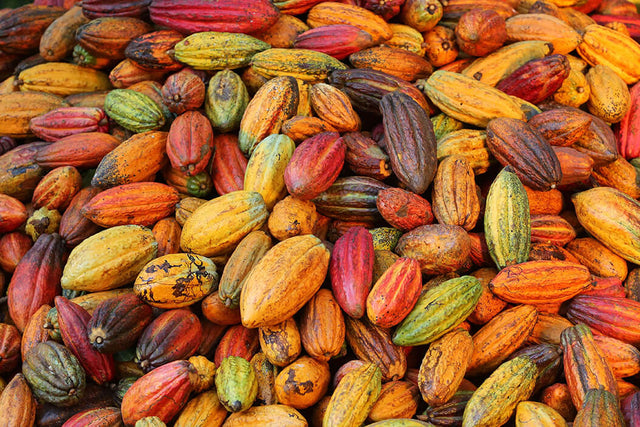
xmin=484 ymin=166 xmax=531 ymax=270
xmin=215 ymin=356 xmax=258 ymax=413
xmin=22 ymin=341 xmax=86 ymax=407
xmin=205 ymin=69 xmax=249 ymax=133
xmin=104 ymin=89 xmax=165 ymax=133
xmin=392 ymin=276 xmax=482 ymax=346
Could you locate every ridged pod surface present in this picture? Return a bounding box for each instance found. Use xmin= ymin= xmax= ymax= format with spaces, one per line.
xmin=484 ymin=167 xmax=531 ymax=270
xmin=180 ymin=190 xmax=268 ymax=257
xmin=240 ymin=235 xmax=330 ymax=328
xmin=393 ymin=276 xmax=482 ymax=346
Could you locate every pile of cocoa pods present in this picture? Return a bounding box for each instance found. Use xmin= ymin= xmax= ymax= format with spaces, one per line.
xmin=1 ymin=0 xmax=640 ymax=425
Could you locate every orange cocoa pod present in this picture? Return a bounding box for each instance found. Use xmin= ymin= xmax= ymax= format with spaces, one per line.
xmin=310 ymin=83 xmax=360 ymax=133
xmin=254 ymin=14 xmax=309 ymax=49
xmin=468 ymin=232 xmax=494 ymax=268
xmin=418 ymin=328 xmax=473 ymax=407
xmin=0 ymin=373 xmax=37 ymax=427
xmin=553 ymin=146 xmax=594 ymax=187
xmin=76 ymin=17 xmax=152 ymax=61
xmin=593 ymin=334 xmax=640 ymax=378
xmin=528 ymin=312 xmax=574 ymax=346
xmin=268 ymin=195 xmax=317 ymax=241
xmin=152 ymin=217 xmax=181 ymax=257
xmin=109 ymin=58 xmax=168 ymax=89
xmin=530 ymin=214 xmax=577 ymax=246
xmin=489 ymin=260 xmax=591 ymax=305
xmin=21 ymin=305 xmax=52 ymax=361
xmin=431 ymin=155 xmax=480 ymax=231
xmin=376 ymin=187 xmax=434 ymax=231
xmin=342 ymin=131 xmax=391 ymax=181
xmin=0 ymin=194 xmax=28 ymax=234
xmin=0 ymin=5 xmax=65 ymax=55
xmin=467 ymin=304 xmax=538 ymax=377
xmin=592 ymin=156 xmax=640 ymax=199
xmin=299 ymin=288 xmax=345 ymax=362
xmin=81 ymin=182 xmax=179 ymax=227
xmin=524 ymin=186 xmax=563 ymax=216
xmin=201 ymin=291 xmax=242 ymax=326
xmin=349 ymin=46 xmax=432 ymax=82
xmin=467 ymin=267 xmax=507 ymax=325
xmin=528 ymin=108 xmax=592 ymax=147
xmin=281 ymin=115 xmax=336 ymax=143
xmin=306 ymin=2 xmax=393 ymax=44
xmin=274 ymin=356 xmax=330 ymax=410
xmin=368 ymin=380 xmax=421 ymax=422
xmin=92 ymin=131 xmax=167 ymax=188
xmin=566 ymin=237 xmax=628 ymax=282
xmin=423 ymin=26 xmax=459 ymax=68
xmin=366 ymin=257 xmax=422 ymax=329
xmin=32 ymin=166 xmax=82 ymax=211
xmin=541 ymin=383 xmax=577 ymax=422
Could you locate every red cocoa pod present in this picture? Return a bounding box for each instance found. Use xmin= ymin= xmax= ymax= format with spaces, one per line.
xmin=59 ymin=186 xmax=102 ymax=248
xmin=0 ymin=231 xmax=32 ymax=273
xmin=32 ymin=166 xmax=82 ymax=211
xmin=284 ymin=131 xmax=346 ymax=200
xmin=366 ymin=257 xmax=422 ymax=328
xmin=29 ymin=107 xmax=109 ymax=142
xmin=209 ymin=134 xmax=247 ymax=195
xmin=342 ymin=131 xmax=391 ymax=180
xmin=166 ymin=110 xmax=214 ymax=177
xmin=8 ymin=233 xmax=64 ymax=332
xmin=0 ymin=136 xmax=16 ymax=156
xmin=616 ymin=81 xmax=640 ymax=159
xmin=55 ymin=296 xmax=115 ymax=385
xmin=121 ymin=360 xmax=196 ymax=425
xmin=567 ymin=295 xmax=640 ymax=345
xmin=496 ymin=54 xmax=571 ymax=105
xmin=330 ymin=226 xmax=374 ymax=319
xmin=0 ymin=194 xmax=28 ymax=234
xmin=61 ymin=407 xmax=123 ymax=427
xmin=213 ymin=324 xmax=260 ymax=366
xmin=376 ymin=187 xmax=434 ymax=231
xmin=581 ymin=276 xmax=626 ymax=298
xmin=82 ymin=0 xmax=150 ymax=19
xmin=87 ymin=293 xmax=154 ymax=354
xmin=35 ymin=132 xmax=121 ymax=169
xmin=148 ymin=0 xmax=280 ymax=35
xmin=0 ymin=5 xmax=65 ymax=55
xmin=135 ymin=308 xmax=202 ymax=373
xmin=0 ymin=323 xmax=21 ymax=373
xmin=380 ymin=91 xmax=437 ymax=194
xmin=161 ymin=68 xmax=206 ymax=115
xmin=293 ymin=24 xmax=375 ymax=60
xmin=592 ymin=14 xmax=640 ymax=40
xmin=455 ymin=9 xmax=507 ymax=57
